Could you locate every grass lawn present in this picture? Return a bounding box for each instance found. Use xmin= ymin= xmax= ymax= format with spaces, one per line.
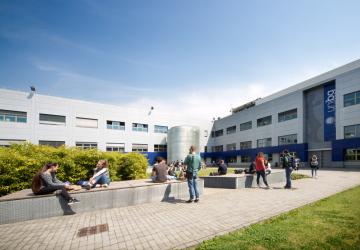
xmin=196 ymin=185 xmax=360 ymax=250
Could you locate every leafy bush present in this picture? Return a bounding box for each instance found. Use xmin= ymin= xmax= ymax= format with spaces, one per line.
xmin=117 ymin=152 xmax=148 ymax=180
xmin=0 ymin=143 xmax=148 ymax=196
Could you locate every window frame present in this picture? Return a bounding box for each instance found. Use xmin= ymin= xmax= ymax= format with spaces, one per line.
xmin=278 ymin=109 xmax=297 ymax=123
xmin=240 ymin=121 xmax=252 ymax=131
xmin=257 ymin=115 xmax=272 ymax=127
xmin=278 ymin=134 xmax=298 ymax=146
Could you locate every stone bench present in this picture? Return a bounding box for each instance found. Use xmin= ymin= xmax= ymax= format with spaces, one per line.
xmin=0 ymin=179 xmax=204 ymax=225
xmin=200 ymin=170 xmax=285 ymax=189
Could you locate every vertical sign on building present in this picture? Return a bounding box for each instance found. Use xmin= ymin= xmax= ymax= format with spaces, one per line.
xmin=324 ymin=81 xmax=336 ymax=141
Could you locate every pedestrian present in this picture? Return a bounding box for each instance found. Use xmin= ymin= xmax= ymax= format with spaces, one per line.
xmin=184 ymin=145 xmax=202 ymax=203
xmin=255 ymin=152 xmax=270 ymax=188
xmin=282 ymin=150 xmax=293 ymax=189
xmin=310 ymin=155 xmax=319 ymax=178
xmin=264 ymin=159 xmax=272 ymax=175
xmin=217 ymin=159 xmax=227 ymax=175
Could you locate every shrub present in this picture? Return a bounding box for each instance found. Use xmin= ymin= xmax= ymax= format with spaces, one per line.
xmin=117 ymin=152 xmax=148 ymax=180
xmin=0 ymin=143 xmax=147 ymax=196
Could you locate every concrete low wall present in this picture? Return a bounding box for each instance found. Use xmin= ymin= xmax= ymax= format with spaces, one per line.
xmin=201 ymin=170 xmax=285 ymax=189
xmin=0 ymin=179 xmax=204 ymax=225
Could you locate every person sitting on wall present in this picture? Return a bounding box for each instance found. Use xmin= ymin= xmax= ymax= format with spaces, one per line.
xmin=217 ymin=159 xmax=228 ymax=175
xmin=264 ymin=159 xmax=272 ymax=175
xmin=85 ymin=160 xmax=111 ymax=189
xmin=244 ymin=161 xmax=256 ymax=174
xmin=151 ymin=157 xmax=169 ymax=183
xmin=32 ymin=162 xmax=80 ymax=205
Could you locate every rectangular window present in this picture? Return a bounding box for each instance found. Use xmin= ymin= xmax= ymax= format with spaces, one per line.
xmin=344 ymin=148 xmax=360 ymax=161
xmin=106 ymin=143 xmax=125 ymax=152
xmin=39 ymin=113 xmax=66 ymax=125
xmin=107 ymin=120 xmax=125 ymax=130
xmin=0 ymin=139 xmax=26 ymax=147
xmin=240 ymin=141 xmax=252 ymax=150
xmin=132 ymin=123 xmax=148 ymax=132
xmin=241 ymin=155 xmax=251 ymax=163
xmin=0 ymin=109 xmax=27 ymax=123
xmin=240 ymin=121 xmax=252 ymax=131
xmin=278 ymin=134 xmax=298 ymax=145
xmin=132 ymin=144 xmax=148 ymax=152
xmin=344 ymin=91 xmax=360 ymax=107
xmin=257 ymin=115 xmax=272 ymax=127
xmin=226 ymin=143 xmax=236 ymax=151
xmin=344 ymin=124 xmax=360 ymax=138
xmin=278 ymin=109 xmax=297 ymax=122
xmin=76 ymin=142 xmax=97 ymax=149
xmin=154 ymin=144 xmax=167 ymax=152
xmin=214 ymin=129 xmax=224 ymax=137
xmin=257 ymin=138 xmax=272 ymax=148
xmin=154 ymin=125 xmax=168 ymax=133
xmin=204 ymin=146 xmax=208 ymax=153
xmin=212 ymin=145 xmax=223 ymax=152
xmin=226 ymin=125 xmax=236 ymax=134
xmin=39 ymin=140 xmax=65 ymax=148
xmin=76 ymin=117 xmax=98 ymax=128
xmin=227 ymin=156 xmax=237 ymax=163
xmin=211 ymin=131 xmax=215 ymax=138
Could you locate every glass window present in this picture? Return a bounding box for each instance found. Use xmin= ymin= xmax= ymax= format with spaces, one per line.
xmin=76 ymin=142 xmax=97 ymax=149
xmin=132 ymin=123 xmax=148 ymax=132
xmin=278 ymin=134 xmax=298 ymax=145
xmin=241 ymin=155 xmax=251 ymax=163
xmin=154 ymin=144 xmax=167 ymax=152
xmin=278 ymin=109 xmax=297 ymax=122
xmin=257 ymin=115 xmax=272 ymax=127
xmin=240 ymin=141 xmax=252 ymax=150
xmin=106 ymin=143 xmax=125 ymax=152
xmin=227 ymin=156 xmax=237 ymax=163
xmin=76 ymin=117 xmax=98 ymax=128
xmin=39 ymin=140 xmax=65 ymax=148
xmin=211 ymin=145 xmax=223 ymax=152
xmin=0 ymin=109 xmax=27 ymax=123
xmin=154 ymin=125 xmax=168 ymax=133
xmin=132 ymin=144 xmax=148 ymax=152
xmin=344 ymin=124 xmax=360 ymax=139
xmin=344 ymin=148 xmax=360 ymax=161
xmin=107 ymin=120 xmax=125 ymax=130
xmin=257 ymin=138 xmax=272 ymax=148
xmin=39 ymin=113 xmax=66 ymax=125
xmin=344 ymin=91 xmax=360 ymax=107
xmin=226 ymin=125 xmax=236 ymax=134
xmin=240 ymin=121 xmax=252 ymax=131
xmin=214 ymin=129 xmax=224 ymax=137
xmin=226 ymin=143 xmax=236 ymax=151
xmin=0 ymin=139 xmax=26 ymax=147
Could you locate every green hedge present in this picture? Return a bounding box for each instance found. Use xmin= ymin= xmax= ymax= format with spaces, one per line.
xmin=0 ymin=143 xmax=148 ymax=196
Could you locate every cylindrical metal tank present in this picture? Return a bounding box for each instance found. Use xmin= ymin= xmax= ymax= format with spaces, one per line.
xmin=167 ymin=125 xmax=200 ymax=162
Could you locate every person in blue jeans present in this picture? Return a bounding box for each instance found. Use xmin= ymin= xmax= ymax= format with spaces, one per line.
xmin=282 ymin=150 xmax=293 ymax=189
xmin=85 ymin=159 xmax=110 ymax=190
xmin=184 ymin=145 xmax=202 ymax=203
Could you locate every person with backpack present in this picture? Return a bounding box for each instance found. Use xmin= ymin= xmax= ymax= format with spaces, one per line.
xmin=282 ymin=150 xmax=292 ymax=189
xmin=32 ymin=162 xmax=80 ymax=205
xmin=184 ymin=145 xmax=202 ymax=203
xmin=310 ymin=155 xmax=319 ymax=178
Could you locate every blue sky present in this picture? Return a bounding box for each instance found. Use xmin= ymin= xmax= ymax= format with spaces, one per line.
xmin=1 ymin=0 xmax=360 ymax=120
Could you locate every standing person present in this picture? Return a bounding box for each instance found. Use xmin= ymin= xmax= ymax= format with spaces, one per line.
xmin=217 ymin=159 xmax=228 ymax=175
xmin=184 ymin=145 xmax=202 ymax=203
xmin=85 ymin=159 xmax=111 ymax=189
xmin=310 ymin=155 xmax=319 ymax=178
xmin=255 ymin=152 xmax=270 ymax=188
xmin=282 ymin=150 xmax=293 ymax=189
xmin=32 ymin=162 xmax=80 ymax=205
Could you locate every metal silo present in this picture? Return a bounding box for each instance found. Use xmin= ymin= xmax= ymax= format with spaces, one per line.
xmin=167 ymin=125 xmax=200 ymax=162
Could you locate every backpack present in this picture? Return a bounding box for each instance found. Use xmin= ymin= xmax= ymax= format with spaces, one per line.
xmin=31 ymin=172 xmax=42 ymax=194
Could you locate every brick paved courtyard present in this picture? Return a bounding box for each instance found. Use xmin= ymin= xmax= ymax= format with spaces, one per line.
xmin=0 ymin=169 xmax=359 ymax=250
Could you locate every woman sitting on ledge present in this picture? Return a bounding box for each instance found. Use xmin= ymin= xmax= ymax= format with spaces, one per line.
xmin=32 ymin=162 xmax=80 ymax=205
xmin=85 ymin=160 xmax=111 ymax=189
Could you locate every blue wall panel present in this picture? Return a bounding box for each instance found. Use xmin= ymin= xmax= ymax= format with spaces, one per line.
xmin=332 ymin=138 xmax=360 ymax=161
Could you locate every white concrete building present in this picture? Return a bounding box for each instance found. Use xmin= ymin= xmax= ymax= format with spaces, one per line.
xmin=0 ymin=88 xmax=211 ymax=163
xmin=204 ymin=59 xmax=360 ymax=168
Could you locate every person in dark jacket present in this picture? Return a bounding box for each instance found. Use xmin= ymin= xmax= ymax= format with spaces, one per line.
xmin=32 ymin=163 xmax=80 ymax=205
xmin=282 ymin=150 xmax=293 ymax=189
xmin=217 ymin=160 xmax=227 ymax=175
